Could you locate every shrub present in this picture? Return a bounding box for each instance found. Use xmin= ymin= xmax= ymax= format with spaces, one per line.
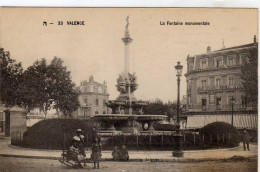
xmin=200 ymin=122 xmax=241 ymax=147
xmin=21 ymin=118 xmax=94 ymax=150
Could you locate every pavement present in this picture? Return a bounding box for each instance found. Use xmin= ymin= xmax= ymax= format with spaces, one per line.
xmin=0 ymin=136 xmax=257 ymax=162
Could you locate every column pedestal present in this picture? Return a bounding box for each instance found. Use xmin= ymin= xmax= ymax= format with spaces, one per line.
xmin=172 ymin=131 xmax=184 ymax=157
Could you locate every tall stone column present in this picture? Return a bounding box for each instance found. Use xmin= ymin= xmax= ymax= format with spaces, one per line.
xmin=124 ymin=43 xmax=131 ymax=74
xmin=122 ymin=16 xmax=133 ymax=75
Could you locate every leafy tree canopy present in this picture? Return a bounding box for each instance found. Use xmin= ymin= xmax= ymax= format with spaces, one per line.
xmin=143 ymin=98 xmax=177 ymax=121
xmin=0 ymin=48 xmax=23 ymax=107
xmin=240 ymin=47 xmax=258 ymax=107
xmin=18 ymin=57 xmax=79 ymax=117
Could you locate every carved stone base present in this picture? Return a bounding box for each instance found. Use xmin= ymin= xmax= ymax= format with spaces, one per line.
xmin=172 ymin=151 xmax=184 ymax=157
xmin=172 ymin=132 xmax=184 ymax=157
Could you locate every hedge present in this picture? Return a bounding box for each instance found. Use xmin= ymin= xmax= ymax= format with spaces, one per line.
xmin=200 ymin=122 xmax=241 ymax=147
xmin=20 ymin=119 xmax=95 ymax=150
xmin=19 ymin=119 xmax=241 ymax=150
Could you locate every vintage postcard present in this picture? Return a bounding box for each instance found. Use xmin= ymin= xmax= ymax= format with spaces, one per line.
xmin=0 ymin=8 xmax=258 ymax=172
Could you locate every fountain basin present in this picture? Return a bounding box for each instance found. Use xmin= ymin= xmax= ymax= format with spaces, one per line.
xmin=93 ymin=114 xmax=167 ymax=133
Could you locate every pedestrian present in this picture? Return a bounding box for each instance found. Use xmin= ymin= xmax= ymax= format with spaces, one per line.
xmin=112 ymin=146 xmax=119 ymax=161
xmin=75 ymin=129 xmax=86 ymax=158
xmin=119 ymin=145 xmax=129 ymax=161
xmin=69 ymin=136 xmax=84 ymax=168
xmin=91 ymin=136 xmax=102 ymax=169
xmin=92 ymin=126 xmax=100 ymax=140
xmin=241 ymin=128 xmax=250 ymax=151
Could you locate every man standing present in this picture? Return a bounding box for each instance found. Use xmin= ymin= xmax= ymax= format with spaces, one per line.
xmin=242 ymin=128 xmax=250 ymax=151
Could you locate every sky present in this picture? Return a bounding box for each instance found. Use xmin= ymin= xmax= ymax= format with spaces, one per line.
xmin=0 ymin=8 xmax=258 ymax=102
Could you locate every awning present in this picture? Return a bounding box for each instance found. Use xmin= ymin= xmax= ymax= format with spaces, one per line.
xmin=186 ymin=114 xmax=257 ymax=130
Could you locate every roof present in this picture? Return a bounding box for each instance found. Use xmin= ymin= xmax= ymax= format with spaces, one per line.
xmin=80 ymin=80 xmax=105 ymax=87
xmin=214 ymin=43 xmax=257 ymax=52
xmin=189 ymin=42 xmax=257 ymax=58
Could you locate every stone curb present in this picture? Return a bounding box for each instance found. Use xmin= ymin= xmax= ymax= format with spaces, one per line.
xmin=8 ymin=144 xmax=240 ymax=153
xmin=0 ymin=153 xmax=256 ymax=163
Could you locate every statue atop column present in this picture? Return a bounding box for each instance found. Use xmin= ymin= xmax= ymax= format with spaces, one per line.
xmin=124 ymin=16 xmax=131 ymax=38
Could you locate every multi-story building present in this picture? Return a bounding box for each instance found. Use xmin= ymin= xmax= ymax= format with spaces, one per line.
xmin=183 ymin=36 xmax=258 ymax=130
xmin=76 ymin=76 xmax=109 ymax=118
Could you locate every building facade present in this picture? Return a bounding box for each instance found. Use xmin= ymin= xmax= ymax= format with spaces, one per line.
xmin=183 ymin=36 xmax=258 ymax=130
xmin=76 ymin=76 xmax=109 ymax=118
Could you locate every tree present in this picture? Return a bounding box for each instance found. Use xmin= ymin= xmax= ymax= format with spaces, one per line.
xmin=143 ymin=98 xmax=177 ymax=121
xmin=0 ymin=48 xmax=23 ymax=107
xmin=48 ymin=57 xmax=79 ymax=117
xmin=18 ymin=58 xmax=51 ymax=114
xmin=241 ymin=48 xmax=258 ymax=107
xmin=18 ymin=57 xmax=79 ymax=117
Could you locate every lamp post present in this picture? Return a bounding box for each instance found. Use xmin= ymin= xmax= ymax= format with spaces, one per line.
xmin=231 ymin=97 xmax=235 ymax=127
xmin=172 ymin=61 xmax=184 ymax=157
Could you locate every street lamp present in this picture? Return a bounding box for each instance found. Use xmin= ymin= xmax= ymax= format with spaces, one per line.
xmin=172 ymin=61 xmax=184 ymax=157
xmin=231 ymin=97 xmax=235 ymax=127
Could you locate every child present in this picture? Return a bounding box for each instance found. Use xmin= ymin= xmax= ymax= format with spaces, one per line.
xmin=91 ymin=137 xmax=102 ymax=169
xmin=119 ymin=145 xmax=129 ymax=161
xmin=112 ymin=146 xmax=120 ymax=161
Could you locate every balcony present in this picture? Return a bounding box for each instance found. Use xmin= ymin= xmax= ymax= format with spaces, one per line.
xmin=182 ymin=104 xmax=256 ymax=113
xmin=224 ymin=85 xmax=243 ymax=92
xmin=81 ymin=103 xmax=92 ymax=108
xmin=197 ymin=86 xmax=224 ymax=94
xmin=197 ymin=85 xmax=243 ymax=94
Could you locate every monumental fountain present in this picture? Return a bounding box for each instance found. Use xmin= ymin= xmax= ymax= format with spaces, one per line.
xmin=93 ymin=17 xmax=167 ymax=133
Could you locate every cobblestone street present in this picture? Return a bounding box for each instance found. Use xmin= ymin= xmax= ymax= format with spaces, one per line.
xmin=0 ymin=156 xmax=257 ymax=172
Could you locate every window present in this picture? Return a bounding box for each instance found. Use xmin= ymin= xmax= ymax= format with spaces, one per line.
xmin=209 ymin=95 xmax=215 ymax=104
xmin=234 ymin=76 xmax=240 ymax=85
xmin=201 ymin=80 xmax=207 ymax=87
xmin=103 ymin=99 xmax=106 ymax=106
xmin=96 ymin=99 xmax=99 ymax=106
xmin=201 ymin=61 xmax=207 ymax=69
xmin=216 ymin=59 xmax=222 ymax=67
xmin=83 ymin=98 xmax=88 ymax=105
xmin=228 ymin=58 xmax=233 ymax=66
xmin=228 ymin=96 xmax=235 ymax=105
xmin=210 ymin=77 xmax=214 ymax=86
xmin=222 ymin=76 xmax=227 ymax=85
xmin=228 ymin=77 xmax=234 ymax=85
xmin=216 ymin=79 xmax=221 ymax=87
xmin=228 ymin=57 xmax=235 ymax=66
xmin=94 ymin=86 xmax=98 ymax=93
xmin=216 ymin=97 xmax=222 ymax=110
xmin=216 ymin=97 xmax=221 ymax=106
xmin=83 ymin=109 xmax=87 ymax=117
xmin=189 ymin=62 xmax=194 ymax=71
xmin=202 ymin=99 xmax=207 ymax=106
xmin=241 ymin=95 xmax=247 ymax=106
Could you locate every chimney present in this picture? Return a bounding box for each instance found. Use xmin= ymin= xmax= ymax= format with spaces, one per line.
xmin=254 ymin=35 xmax=257 ymax=44
xmin=89 ymin=75 xmax=94 ymax=82
xmin=207 ymin=46 xmax=211 ymax=53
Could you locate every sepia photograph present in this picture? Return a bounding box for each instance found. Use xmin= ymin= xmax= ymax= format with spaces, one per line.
xmin=0 ymin=8 xmax=258 ymax=171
